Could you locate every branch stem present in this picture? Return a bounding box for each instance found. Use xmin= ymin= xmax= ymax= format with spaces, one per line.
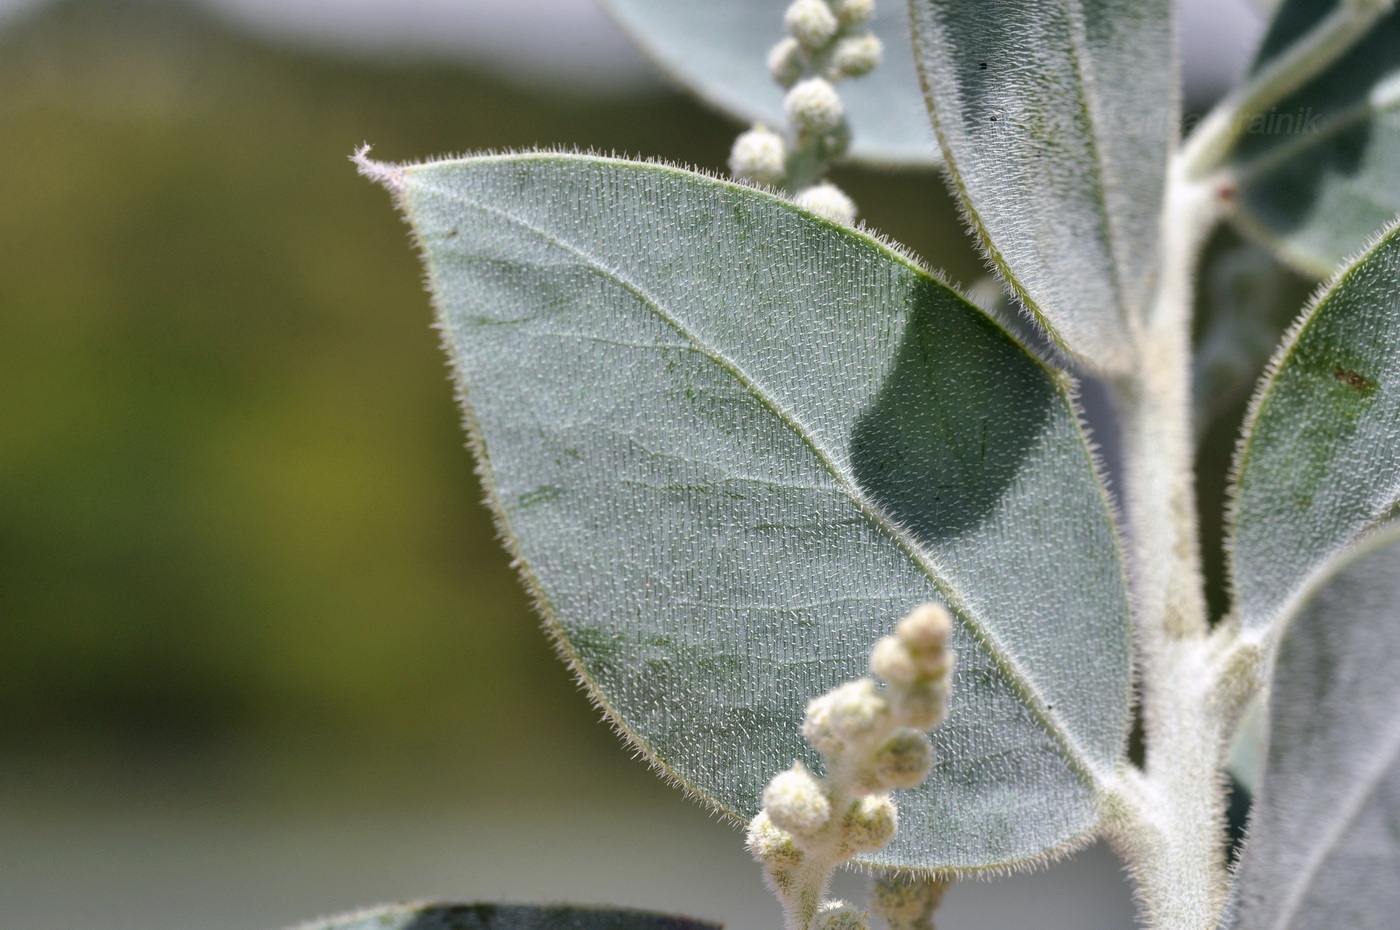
xmin=1107 ymin=639 xmax=1242 ymax=930
xmin=1114 ymin=165 xmax=1218 ymax=646
xmin=1106 ymin=164 xmax=1246 ymax=929
xmin=1180 ymin=0 xmax=1394 ymax=179
xmin=1106 ymin=7 xmax=1397 ymax=926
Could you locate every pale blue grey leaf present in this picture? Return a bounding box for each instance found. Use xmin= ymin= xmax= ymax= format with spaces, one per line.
xmin=368 ymin=152 xmax=1132 ymax=870
xmin=1227 ymin=527 xmax=1400 ymax=930
xmin=907 ymin=0 xmax=1176 ymax=372
xmin=1230 ymin=221 xmax=1400 ymax=634
xmin=289 ymin=903 xmax=719 ymax=930
xmin=599 ymin=0 xmax=936 ymax=166
xmin=1231 ymin=0 xmax=1400 ymax=276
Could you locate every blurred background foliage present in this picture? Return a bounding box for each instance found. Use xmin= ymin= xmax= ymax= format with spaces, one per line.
xmin=0 ymin=0 xmax=981 ymax=790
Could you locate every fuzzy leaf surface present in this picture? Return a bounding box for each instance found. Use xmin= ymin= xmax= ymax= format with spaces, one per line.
xmin=907 ymin=0 xmax=1175 ymax=372
xmin=289 ymin=904 xmax=720 ymax=930
xmin=1232 ymin=0 xmax=1400 ymax=276
xmin=1227 ymin=528 xmax=1400 ymax=930
xmin=376 ymin=152 xmax=1132 ymax=870
xmin=599 ymin=0 xmax=935 ymax=166
xmin=1230 ymin=221 xmax=1400 ymax=634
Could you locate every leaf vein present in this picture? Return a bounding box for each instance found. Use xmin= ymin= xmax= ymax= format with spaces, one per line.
xmin=422 ymin=177 xmax=1110 ymax=791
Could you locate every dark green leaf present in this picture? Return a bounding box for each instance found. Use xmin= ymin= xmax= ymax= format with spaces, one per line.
xmin=907 ymin=0 xmax=1176 ymax=372
xmin=370 ymin=152 xmax=1132 ymax=870
xmin=289 ymin=903 xmax=719 ymax=930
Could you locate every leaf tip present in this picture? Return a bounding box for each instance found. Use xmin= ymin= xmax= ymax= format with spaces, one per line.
xmin=352 ymin=144 xmax=406 ymax=194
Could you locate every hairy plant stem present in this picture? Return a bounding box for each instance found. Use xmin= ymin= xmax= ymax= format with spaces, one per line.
xmin=1106 ymin=164 xmax=1232 ymax=930
xmin=1104 ymin=7 xmax=1396 ymax=920
xmin=783 ymin=851 xmax=845 ymax=930
xmin=1180 ymin=0 xmax=1395 ymax=180
xmin=1108 ymin=632 xmax=1260 ymax=930
xmin=785 ymin=774 xmax=859 ymax=930
xmin=1115 ymin=166 xmax=1216 ymax=647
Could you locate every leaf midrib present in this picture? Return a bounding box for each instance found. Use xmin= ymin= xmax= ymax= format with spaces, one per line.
xmin=412 ymin=164 xmax=1111 ymax=793
xmin=1062 ymin=0 xmax=1134 ymax=326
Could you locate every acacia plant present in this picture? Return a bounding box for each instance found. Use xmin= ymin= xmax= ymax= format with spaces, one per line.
xmin=327 ymin=1 xmax=1400 ymax=929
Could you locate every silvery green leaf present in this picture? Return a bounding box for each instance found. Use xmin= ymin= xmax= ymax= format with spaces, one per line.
xmin=365 ymin=152 xmax=1132 ymax=870
xmin=598 ymin=0 xmax=936 ymax=167
xmin=288 ymin=904 xmax=719 ymax=930
xmin=1226 ymin=527 xmax=1400 ymax=930
xmin=1229 ymin=220 xmax=1400 ymax=634
xmin=907 ymin=0 xmax=1176 ymax=373
xmin=1231 ymin=0 xmax=1400 ymax=276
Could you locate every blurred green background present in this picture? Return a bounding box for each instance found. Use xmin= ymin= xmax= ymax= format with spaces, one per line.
xmin=0 ymin=2 xmax=1135 ymax=928
xmin=0 ymin=0 xmax=984 ymax=769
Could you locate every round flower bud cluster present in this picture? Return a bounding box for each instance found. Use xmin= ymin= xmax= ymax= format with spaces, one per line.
xmin=784 ymin=77 xmax=845 ymax=136
xmin=765 ymin=761 xmax=832 ymax=836
xmin=869 ymin=872 xmax=949 ymax=930
xmin=745 ymin=603 xmax=955 ymax=930
xmin=871 ymin=603 xmax=955 ymax=730
xmin=785 ymin=0 xmax=839 ymax=52
xmin=768 ymin=38 xmax=806 ymax=89
xmin=728 ymin=0 xmax=884 ymax=226
xmin=729 ymin=125 xmax=788 ymax=188
xmin=794 ymin=183 xmax=857 ymax=226
xmin=815 ymin=901 xmax=869 ymax=930
xmin=843 ymin=794 xmax=897 ymax=852
xmin=829 ymin=33 xmax=882 ymax=80
xmin=830 ymin=0 xmax=875 ymax=26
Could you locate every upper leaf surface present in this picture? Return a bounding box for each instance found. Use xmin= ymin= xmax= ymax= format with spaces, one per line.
xmin=289 ymin=904 xmax=720 ymax=930
xmin=599 ymin=0 xmax=936 ymax=167
xmin=907 ymin=0 xmax=1176 ymax=372
xmin=1226 ymin=528 xmax=1400 ymax=930
xmin=1232 ymin=0 xmax=1400 ymax=276
xmin=1230 ymin=221 xmax=1400 ymax=634
xmin=387 ymin=152 xmax=1132 ymax=870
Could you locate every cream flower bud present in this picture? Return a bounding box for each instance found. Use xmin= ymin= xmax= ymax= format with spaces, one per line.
xmin=784 ymin=77 xmax=845 ymax=136
xmin=746 ymin=810 xmax=806 ymax=868
xmin=729 ymin=126 xmax=788 ymax=187
xmin=830 ymin=0 xmax=875 ymax=26
xmin=815 ymin=901 xmax=870 ymax=930
xmin=824 ymin=677 xmax=891 ymax=742
xmin=872 ymin=729 xmax=934 ymax=788
xmin=912 ymin=649 xmax=953 ymax=681
xmin=870 ymin=873 xmax=924 ymax=922
xmin=794 ymin=183 xmax=858 ymax=226
xmin=802 ymin=693 xmax=845 ymax=754
xmin=767 ymin=36 xmax=805 ymax=88
xmin=829 ymin=32 xmax=882 ymax=79
xmin=896 ymin=603 xmax=953 ymax=655
xmin=844 ymin=794 xmax=898 ymax=851
xmin=870 ymin=635 xmax=918 ymax=686
xmin=892 ymin=682 xmax=948 ymax=730
xmin=871 ymin=873 xmax=948 ymax=930
xmin=764 ymin=761 xmax=831 ymax=835
xmin=785 ymin=0 xmax=839 ymax=52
